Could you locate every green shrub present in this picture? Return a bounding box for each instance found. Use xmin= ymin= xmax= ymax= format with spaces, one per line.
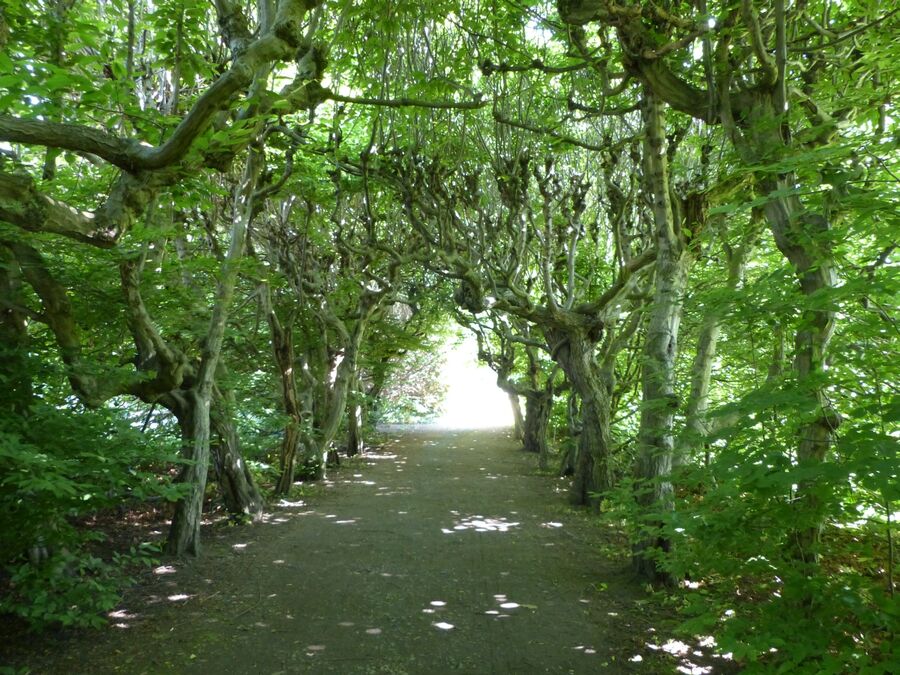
xmin=614 ymin=426 xmax=899 ymax=673
xmin=0 ymin=403 xmax=182 ymax=628
xmin=2 ymin=544 xmax=158 ymax=630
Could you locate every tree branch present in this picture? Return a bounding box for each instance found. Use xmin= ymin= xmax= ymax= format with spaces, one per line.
xmin=480 ymin=57 xmax=592 ymax=76
xmin=492 ymin=110 xmax=608 ymax=152
xmin=741 ymin=0 xmax=777 ymax=84
xmin=577 ymin=247 xmax=657 ymax=315
xmin=326 ymin=91 xmax=487 ymax=110
xmin=0 ymin=0 xmax=315 ymax=171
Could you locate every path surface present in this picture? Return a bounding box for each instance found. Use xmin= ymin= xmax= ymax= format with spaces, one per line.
xmin=10 ymin=428 xmax=694 ymax=674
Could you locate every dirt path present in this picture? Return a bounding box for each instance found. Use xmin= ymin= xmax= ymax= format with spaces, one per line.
xmin=7 ymin=427 xmax=704 ymax=674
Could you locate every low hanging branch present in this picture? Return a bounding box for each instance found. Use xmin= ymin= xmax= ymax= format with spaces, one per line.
xmin=0 ymin=0 xmax=323 ymax=248
xmin=325 ymin=91 xmax=487 ymax=110
xmin=479 ymin=57 xmax=592 ymax=76
xmin=0 ymin=0 xmax=316 ymax=172
xmin=492 ymin=110 xmax=610 ymax=152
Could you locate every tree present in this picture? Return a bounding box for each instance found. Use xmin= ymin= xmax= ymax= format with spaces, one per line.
xmin=557 ymin=0 xmax=897 ymax=570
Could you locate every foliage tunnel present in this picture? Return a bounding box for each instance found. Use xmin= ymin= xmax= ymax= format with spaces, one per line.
xmin=0 ymin=0 xmax=896 ymax=670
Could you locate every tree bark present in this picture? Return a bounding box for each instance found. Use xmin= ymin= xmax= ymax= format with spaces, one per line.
xmin=523 ymin=390 xmax=553 ymax=470
xmin=509 ymin=392 xmax=525 ymax=441
xmin=166 ymin=389 xmax=210 ymax=557
xmin=262 ymin=287 xmax=307 ymax=496
xmin=312 ymin=337 xmax=362 ymax=477
xmin=347 ymin=397 xmax=363 ymax=457
xmin=633 ymin=90 xmax=689 ymax=584
xmin=733 ymin=95 xmax=842 ymax=566
xmin=762 ymin=180 xmax=839 ymax=565
xmin=546 ymin=327 xmax=614 ymax=506
xmin=210 ymin=390 xmax=264 ymax=520
xmin=559 ymin=392 xmax=580 ymax=477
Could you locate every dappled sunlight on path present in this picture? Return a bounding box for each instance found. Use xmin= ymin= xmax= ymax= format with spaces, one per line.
xmin=19 ymin=428 xmax=732 ymax=674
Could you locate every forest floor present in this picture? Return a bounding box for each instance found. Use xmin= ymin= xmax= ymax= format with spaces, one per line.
xmin=2 ymin=427 xmax=734 ymax=674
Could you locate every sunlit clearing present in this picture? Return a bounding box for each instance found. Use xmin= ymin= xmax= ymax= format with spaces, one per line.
xmin=434 ymin=334 xmax=513 ymax=428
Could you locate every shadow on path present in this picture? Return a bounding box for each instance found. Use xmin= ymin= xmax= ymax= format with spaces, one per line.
xmin=7 ymin=428 xmax=723 ymax=674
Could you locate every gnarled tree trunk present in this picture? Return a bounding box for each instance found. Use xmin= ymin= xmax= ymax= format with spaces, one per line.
xmin=262 ymin=287 xmax=307 ymax=496
xmin=547 ymin=328 xmax=614 ymax=506
xmin=301 ymin=293 xmax=386 ymax=480
xmin=523 ymin=390 xmax=553 ymax=470
xmin=166 ymin=389 xmax=210 ymax=557
xmin=762 ymin=181 xmax=839 ymax=565
xmin=735 ymin=95 xmax=841 ymax=566
xmin=559 ymin=392 xmax=580 ymax=477
xmin=312 ymin=339 xmax=361 ymax=478
xmin=210 ymin=390 xmax=264 ymax=519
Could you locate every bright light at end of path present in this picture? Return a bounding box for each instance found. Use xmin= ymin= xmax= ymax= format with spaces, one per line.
xmin=434 ymin=334 xmax=514 ymax=429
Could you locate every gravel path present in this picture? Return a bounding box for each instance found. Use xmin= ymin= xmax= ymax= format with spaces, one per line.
xmin=8 ymin=427 xmax=690 ymax=674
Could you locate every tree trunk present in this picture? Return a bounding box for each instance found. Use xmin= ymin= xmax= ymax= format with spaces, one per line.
xmin=276 ymin=423 xmax=302 ymax=494
xmin=166 ymin=147 xmax=259 ymax=556
xmin=210 ymin=392 xmax=264 ymax=520
xmin=559 ymin=392 xmax=580 ymax=477
xmin=265 ymin=299 xmax=305 ymax=495
xmin=0 ymin=246 xmax=33 ymax=416
xmin=166 ymin=389 xmax=211 ymax=557
xmin=312 ymin=340 xmax=360 ymax=478
xmin=762 ymin=181 xmax=839 ymax=565
xmin=547 ymin=328 xmax=614 ymax=506
xmin=575 ymin=389 xmax=613 ymax=505
xmin=633 ymin=90 xmax=689 ymax=584
xmin=523 ymin=391 xmax=553 ymax=470
xmin=508 ymin=392 xmax=525 ymax=441
xmin=676 ymin=242 xmax=747 ymax=465
xmin=347 ymin=401 xmax=363 ymax=456
xmin=735 ymin=95 xmax=841 ymax=566
xmin=346 ymin=372 xmax=364 ymax=457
